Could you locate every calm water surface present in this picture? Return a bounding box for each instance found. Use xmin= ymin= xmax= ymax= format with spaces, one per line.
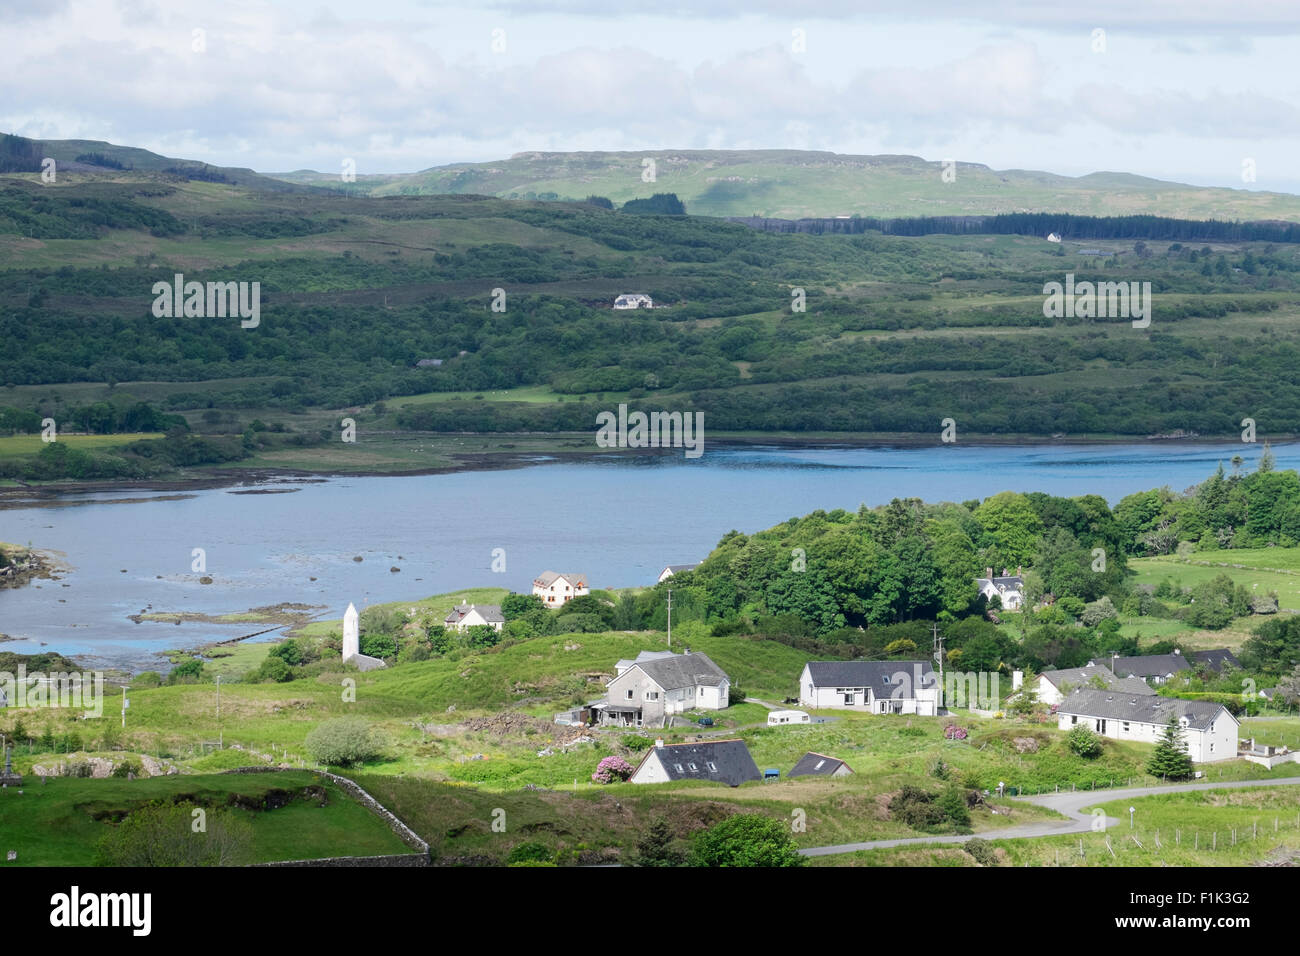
xmin=0 ymin=442 xmax=1286 ymax=669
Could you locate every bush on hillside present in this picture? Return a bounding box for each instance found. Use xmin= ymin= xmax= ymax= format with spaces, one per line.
xmin=304 ymin=717 xmax=381 ymax=767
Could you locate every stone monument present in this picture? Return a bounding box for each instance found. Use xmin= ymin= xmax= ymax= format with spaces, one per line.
xmin=0 ymin=746 xmax=21 ymax=787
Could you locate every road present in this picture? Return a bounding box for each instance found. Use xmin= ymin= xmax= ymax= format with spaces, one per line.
xmin=800 ymin=775 xmax=1300 ymax=857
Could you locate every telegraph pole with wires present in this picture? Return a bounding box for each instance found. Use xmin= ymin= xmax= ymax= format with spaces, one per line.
xmin=932 ymin=623 xmax=945 ymax=707
xmin=666 ymin=588 xmax=673 ymax=650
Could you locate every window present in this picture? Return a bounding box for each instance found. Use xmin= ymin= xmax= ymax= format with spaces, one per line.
xmin=1071 ymin=715 xmax=1078 ymax=725
xmin=673 ymin=764 xmax=683 ymax=773
xmin=706 ymin=762 xmax=717 ymax=772
xmin=687 ymin=763 xmax=697 ymax=772
xmin=814 ymin=759 xmax=826 ymax=771
xmin=1210 ymin=742 xmax=1215 ymax=753
xmin=1122 ymin=722 xmax=1130 ymax=733
xmin=625 ymin=689 xmax=634 ymax=700
xmin=645 ymin=691 xmax=659 ymax=700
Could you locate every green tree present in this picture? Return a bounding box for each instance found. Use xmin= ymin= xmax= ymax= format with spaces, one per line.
xmin=690 ymin=814 xmax=803 ymax=867
xmin=636 ymin=818 xmax=685 ymax=867
xmin=94 ymin=801 xmax=253 ymax=866
xmin=1146 ymin=715 xmax=1194 ymax=780
xmin=304 ymin=717 xmax=381 ymax=766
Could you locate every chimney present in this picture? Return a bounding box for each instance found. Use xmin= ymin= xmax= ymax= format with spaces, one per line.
xmin=684 ymin=648 xmax=691 ymax=655
xmin=654 ymin=738 xmax=664 ymax=749
xmin=1173 ymin=648 xmax=1180 ymax=655
xmin=1016 ymin=565 xmax=1022 ymax=576
xmin=1002 ymin=568 xmax=1009 ymax=578
xmin=985 ymin=567 xmax=993 ymax=579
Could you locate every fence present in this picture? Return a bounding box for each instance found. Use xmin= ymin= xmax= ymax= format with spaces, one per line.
xmin=1048 ymin=813 xmax=1300 ymax=866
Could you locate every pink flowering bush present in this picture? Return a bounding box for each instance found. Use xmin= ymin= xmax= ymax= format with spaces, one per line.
xmin=944 ymin=725 xmax=969 ymax=741
xmin=591 ymin=755 xmax=634 ymax=783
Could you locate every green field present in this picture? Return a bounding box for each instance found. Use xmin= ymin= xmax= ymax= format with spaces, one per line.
xmin=0 ymin=771 xmax=411 ymax=866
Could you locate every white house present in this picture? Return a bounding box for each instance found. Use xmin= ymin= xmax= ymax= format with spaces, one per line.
xmin=657 ymin=563 xmax=699 ymax=583
xmin=629 ymin=738 xmax=760 ymax=786
xmin=798 ymin=660 xmax=940 ymax=715
xmin=614 ymin=649 xmax=678 ymax=677
xmin=596 ymin=650 xmax=730 ymax=727
xmin=1047 ymin=232 xmax=1062 ymax=243
xmin=1056 ymin=689 xmax=1239 ymax=763
xmin=532 ymin=571 xmax=589 ymax=605
xmin=443 ymin=602 xmax=505 ymax=633
xmin=1090 ymin=649 xmax=1240 ymax=685
xmin=768 ymin=709 xmax=811 ymax=726
xmin=975 ymin=567 xmax=1024 ymax=611
xmin=1036 ymin=664 xmax=1154 ymax=707
xmin=613 ymin=293 xmax=653 ymax=310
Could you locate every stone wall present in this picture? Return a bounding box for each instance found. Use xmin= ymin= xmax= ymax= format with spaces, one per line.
xmin=221 ymin=766 xmax=430 ymax=859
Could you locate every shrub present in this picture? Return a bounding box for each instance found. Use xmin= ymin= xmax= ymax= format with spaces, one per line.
xmin=591 ymin=755 xmax=634 ymax=783
xmin=95 ymin=801 xmax=252 ymax=866
xmin=506 ymin=841 xmax=552 ymax=865
xmin=1067 ymin=725 xmax=1103 ymax=758
xmin=964 ymin=838 xmax=999 ymax=866
xmin=636 ymin=818 xmax=685 ymax=867
xmin=621 ymin=735 xmax=653 ymax=752
xmin=303 ymin=717 xmax=381 ymax=767
xmin=690 ymin=814 xmax=802 ymax=867
xmin=111 ymin=758 xmax=142 ymax=778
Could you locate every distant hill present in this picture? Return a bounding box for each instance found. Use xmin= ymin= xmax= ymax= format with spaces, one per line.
xmin=270 ymin=149 xmax=1300 ymax=222
xmin=0 ymin=133 xmax=312 ymax=192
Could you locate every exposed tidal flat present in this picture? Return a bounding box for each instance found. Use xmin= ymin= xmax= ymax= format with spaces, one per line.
xmin=0 ymin=440 xmax=1287 ymax=671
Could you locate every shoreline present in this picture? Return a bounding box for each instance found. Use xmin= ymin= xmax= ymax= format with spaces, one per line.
xmin=0 ymin=432 xmax=1286 ymax=502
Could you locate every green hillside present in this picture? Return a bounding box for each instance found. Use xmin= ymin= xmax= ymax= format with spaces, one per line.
xmin=272 ymin=149 xmax=1300 ymax=222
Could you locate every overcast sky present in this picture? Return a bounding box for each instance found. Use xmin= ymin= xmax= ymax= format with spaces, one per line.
xmin=3 ymin=0 xmax=1299 ymax=192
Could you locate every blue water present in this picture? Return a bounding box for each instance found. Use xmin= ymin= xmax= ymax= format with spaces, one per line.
xmin=0 ymin=441 xmax=1285 ymax=669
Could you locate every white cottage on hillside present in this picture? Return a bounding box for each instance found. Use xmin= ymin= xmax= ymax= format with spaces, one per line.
xmin=1056 ymin=689 xmax=1239 ymax=763
xmin=443 ymin=602 xmax=505 ymax=633
xmin=1036 ymin=664 xmax=1154 ymax=707
xmin=613 ymin=294 xmax=653 ymax=310
xmin=975 ymin=567 xmax=1025 ymax=610
xmin=532 ymin=571 xmax=589 ymax=605
xmin=799 ymin=660 xmax=940 ymax=715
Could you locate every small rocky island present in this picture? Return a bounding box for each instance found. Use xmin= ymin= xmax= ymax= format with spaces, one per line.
xmin=0 ymin=543 xmax=53 ymax=590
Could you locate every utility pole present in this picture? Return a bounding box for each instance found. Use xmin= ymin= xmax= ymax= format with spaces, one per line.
xmin=666 ymin=588 xmax=672 ymax=650
xmin=932 ymin=623 xmax=945 ymax=705
xmin=216 ymin=675 xmax=222 ymax=749
xmin=121 ymin=686 xmax=129 ymax=729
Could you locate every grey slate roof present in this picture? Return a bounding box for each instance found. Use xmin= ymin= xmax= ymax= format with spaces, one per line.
xmin=662 ymin=564 xmax=699 ymax=574
xmin=1057 ymin=688 xmax=1233 ymax=731
xmin=641 ymin=739 xmax=760 ymax=786
xmin=804 ymin=660 xmax=937 ymax=690
xmin=789 ymin=751 xmax=853 ymax=778
xmin=1103 ymin=654 xmax=1192 ymax=679
xmin=1040 ymin=665 xmax=1155 ymax=696
xmin=634 ymin=652 xmax=729 ymax=689
xmin=1190 ymin=648 xmax=1241 ymax=672
xmin=444 ymin=603 xmax=505 ymax=625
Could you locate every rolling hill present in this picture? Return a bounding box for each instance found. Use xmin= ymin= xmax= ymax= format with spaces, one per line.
xmin=270 ymin=149 xmax=1300 ymax=222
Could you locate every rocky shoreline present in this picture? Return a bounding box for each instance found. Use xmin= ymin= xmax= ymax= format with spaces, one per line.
xmin=0 ymin=544 xmax=55 ymax=590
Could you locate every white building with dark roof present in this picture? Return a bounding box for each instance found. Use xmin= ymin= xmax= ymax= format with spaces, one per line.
xmin=975 ymin=566 xmax=1025 ymax=610
xmin=788 ymin=752 xmax=854 ymax=778
xmin=629 ymin=738 xmax=759 ymax=786
xmin=657 ymin=563 xmax=699 ymax=583
xmin=798 ymin=660 xmax=939 ymax=715
xmin=597 ymin=651 xmax=730 ymax=727
xmin=1037 ymin=664 xmax=1155 ymax=707
xmin=1057 ymin=689 xmax=1239 ymax=763
xmin=444 ymin=602 xmax=505 ymax=633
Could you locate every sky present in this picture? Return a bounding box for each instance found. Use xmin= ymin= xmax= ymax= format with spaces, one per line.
xmin=2 ymin=0 xmax=1299 ymax=192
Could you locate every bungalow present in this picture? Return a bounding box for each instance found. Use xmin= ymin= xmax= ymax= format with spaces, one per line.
xmin=443 ymin=602 xmax=505 ymax=634
xmin=1056 ymin=689 xmax=1239 ymax=763
xmin=532 ymin=571 xmax=589 ymax=605
xmin=975 ymin=567 xmax=1025 ymax=611
xmin=1036 ymin=664 xmax=1154 ymax=707
xmin=798 ymin=660 xmax=940 ymax=715
xmin=613 ymin=293 xmax=653 ymax=310
xmin=629 ymin=738 xmax=760 ymax=786
xmin=1086 ymin=647 xmax=1227 ymax=686
xmin=788 ymin=752 xmax=854 ymax=778
xmin=597 ymin=650 xmax=730 ymax=728
xmin=657 ymin=563 xmax=699 ymax=583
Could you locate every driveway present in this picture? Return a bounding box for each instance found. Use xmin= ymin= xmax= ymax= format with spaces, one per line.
xmin=800 ymin=775 xmax=1300 ymax=857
